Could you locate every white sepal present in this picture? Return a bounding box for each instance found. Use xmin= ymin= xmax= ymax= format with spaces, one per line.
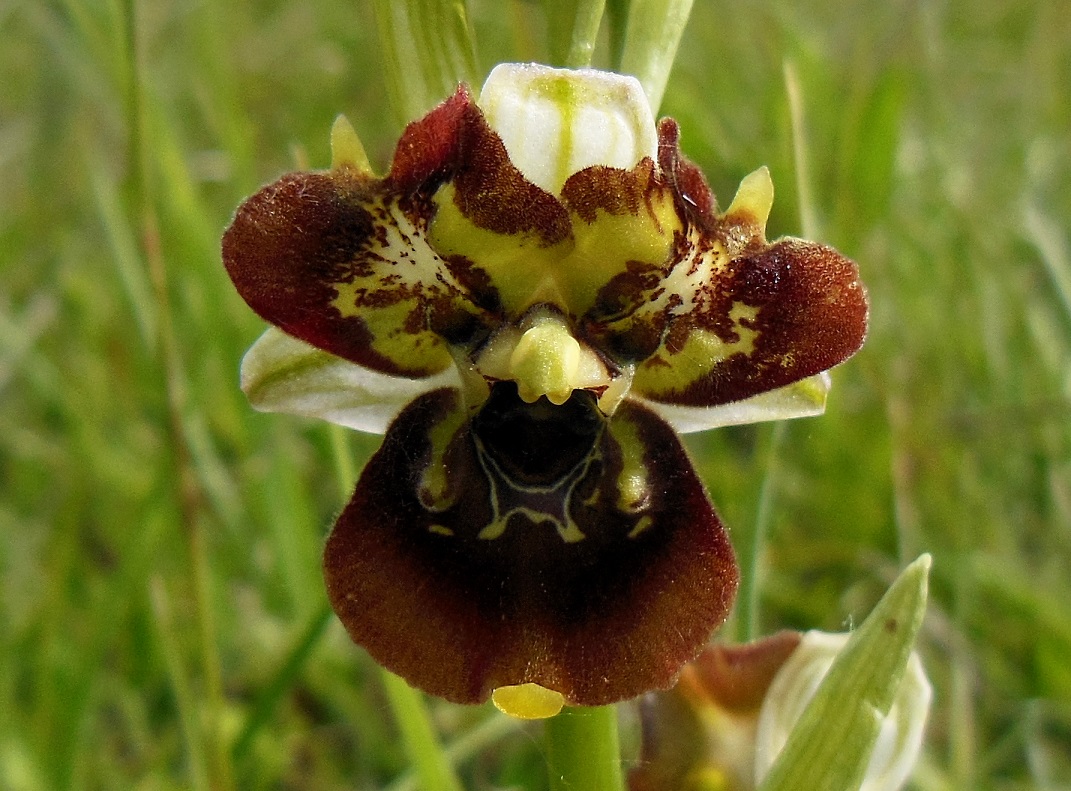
xmin=639 ymin=372 xmax=831 ymax=434
xmin=478 ymin=63 xmax=658 ymax=195
xmin=240 ymin=328 xmax=460 ymax=435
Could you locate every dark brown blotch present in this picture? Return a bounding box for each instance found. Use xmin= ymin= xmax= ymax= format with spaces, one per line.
xmin=222 ymin=170 xmax=401 ymax=370
xmin=449 ymin=110 xmax=572 ymax=244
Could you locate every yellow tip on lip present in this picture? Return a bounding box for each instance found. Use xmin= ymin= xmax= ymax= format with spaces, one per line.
xmin=492 ymin=683 xmax=566 ymax=719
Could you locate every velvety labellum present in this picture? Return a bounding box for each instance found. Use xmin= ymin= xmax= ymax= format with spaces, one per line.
xmin=324 ymin=385 xmax=738 ymax=705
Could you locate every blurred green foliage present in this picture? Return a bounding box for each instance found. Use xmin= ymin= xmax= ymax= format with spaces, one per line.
xmin=2 ymin=0 xmax=1069 ymax=788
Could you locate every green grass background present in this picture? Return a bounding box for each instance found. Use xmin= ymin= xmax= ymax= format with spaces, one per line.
xmin=3 ymin=0 xmax=1070 ymax=788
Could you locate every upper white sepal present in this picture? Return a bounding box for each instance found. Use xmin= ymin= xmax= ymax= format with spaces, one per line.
xmin=478 ymin=63 xmax=658 ymax=195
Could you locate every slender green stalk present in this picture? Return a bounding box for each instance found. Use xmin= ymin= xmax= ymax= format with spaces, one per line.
xmin=736 ymin=421 xmax=786 ymax=642
xmin=783 ymin=59 xmax=819 ymax=239
xmin=545 ymin=706 xmax=625 ymax=791
xmin=568 ymin=0 xmax=607 ymax=66
xmin=544 ymin=0 xmax=607 ymax=68
xmin=231 ymin=603 xmax=335 ymax=761
xmin=616 ymin=0 xmax=694 ymax=113
xmin=604 ymin=0 xmax=630 ymax=72
xmin=372 ymin=0 xmax=479 ymax=124
xmin=381 ymin=671 xmax=466 ymax=791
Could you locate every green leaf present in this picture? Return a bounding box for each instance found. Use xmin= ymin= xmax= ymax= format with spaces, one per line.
xmin=616 ymin=0 xmax=695 ymax=113
xmin=372 ymin=0 xmax=479 ymax=124
xmin=756 ymin=555 xmax=931 ymax=791
xmin=541 ymin=0 xmax=607 ymax=67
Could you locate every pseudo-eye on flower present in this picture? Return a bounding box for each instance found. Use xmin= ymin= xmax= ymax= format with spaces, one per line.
xmin=222 ymin=63 xmax=868 ymax=709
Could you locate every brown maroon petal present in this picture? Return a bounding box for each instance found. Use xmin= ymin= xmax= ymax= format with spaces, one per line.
xmin=634 ymin=238 xmax=868 ymax=407
xmin=387 ymin=85 xmax=474 ymax=194
xmin=221 ymin=92 xmax=499 ymax=378
xmin=682 ymin=239 xmax=868 ymax=406
xmin=685 ymin=630 xmax=803 ymax=713
xmin=323 ymin=385 xmax=738 ymax=706
xmin=657 ymin=117 xmax=718 ymax=225
xmin=630 ymin=633 xmax=802 ymax=791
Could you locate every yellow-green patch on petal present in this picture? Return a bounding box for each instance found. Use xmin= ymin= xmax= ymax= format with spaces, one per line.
xmin=630 ymin=237 xmax=867 ymax=408
xmin=429 ymin=183 xmax=572 ymax=316
xmin=635 ymin=304 xmax=760 ymax=398
xmin=429 ymin=167 xmax=680 ymax=320
xmin=223 ymin=170 xmax=493 ymax=379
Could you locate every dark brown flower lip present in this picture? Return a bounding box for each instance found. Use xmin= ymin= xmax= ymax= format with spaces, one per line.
xmin=323 ymin=385 xmax=738 ymax=706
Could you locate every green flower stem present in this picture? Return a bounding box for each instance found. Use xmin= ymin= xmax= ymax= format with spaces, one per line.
xmin=736 ymin=420 xmax=787 ymax=642
xmin=545 ymin=706 xmax=625 ymax=791
xmin=757 ymin=555 xmax=932 ymax=791
xmin=372 ymin=0 xmax=478 ymax=124
xmin=617 ymin=0 xmax=695 ymax=113
xmin=543 ymin=0 xmax=608 ymax=68
xmin=381 ymin=671 xmax=466 ymax=791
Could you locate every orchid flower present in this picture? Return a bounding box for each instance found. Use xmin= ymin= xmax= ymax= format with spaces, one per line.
xmin=632 ymin=556 xmax=932 ymax=791
xmin=222 ymin=63 xmax=868 ymax=710
xmin=631 ymin=631 xmax=931 ymax=791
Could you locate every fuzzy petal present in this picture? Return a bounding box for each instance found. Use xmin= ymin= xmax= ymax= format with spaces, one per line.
xmin=323 ymin=385 xmax=738 ymax=706
xmin=240 ymin=327 xmax=460 ymax=434
xmin=584 ymin=121 xmax=868 ymax=408
xmin=632 ymin=237 xmax=868 ymax=407
xmin=222 ymin=88 xmax=498 ymax=380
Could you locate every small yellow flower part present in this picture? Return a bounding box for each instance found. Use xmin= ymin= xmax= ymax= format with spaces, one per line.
xmin=330 ymin=114 xmax=373 ymax=175
xmin=491 ymin=683 xmax=566 ymax=720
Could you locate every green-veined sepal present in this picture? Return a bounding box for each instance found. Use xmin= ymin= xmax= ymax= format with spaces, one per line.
xmin=241 ymin=327 xmax=460 ymax=434
xmin=640 ymin=372 xmax=830 ymax=434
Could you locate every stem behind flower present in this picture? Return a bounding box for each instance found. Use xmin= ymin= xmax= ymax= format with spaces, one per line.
xmin=545 ymin=706 xmax=626 ymax=791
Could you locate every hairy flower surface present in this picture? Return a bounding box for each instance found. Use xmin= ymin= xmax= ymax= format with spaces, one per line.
xmin=222 ymin=64 xmax=868 ymax=707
